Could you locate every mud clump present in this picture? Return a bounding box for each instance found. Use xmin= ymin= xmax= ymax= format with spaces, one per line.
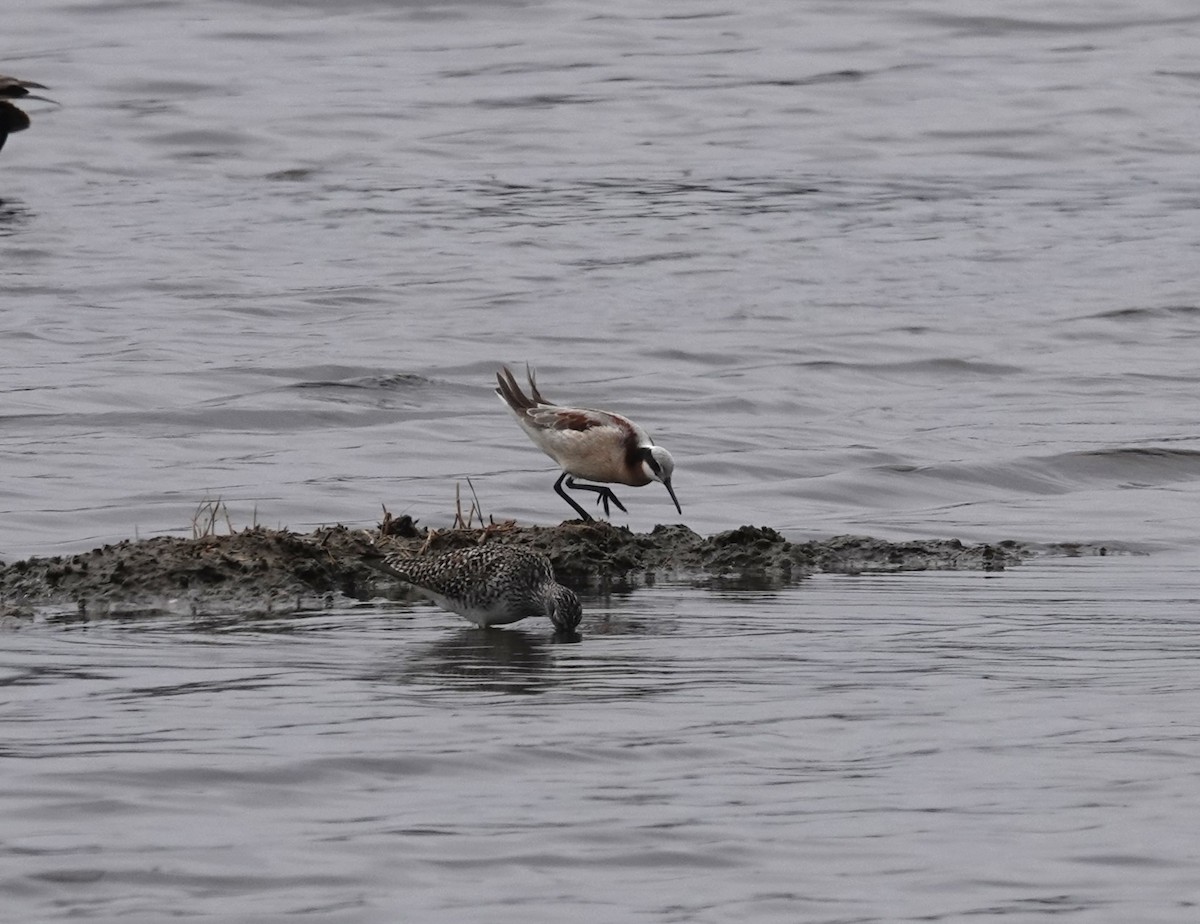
xmin=0 ymin=527 xmax=379 ymax=619
xmin=0 ymin=515 xmax=1035 ymax=619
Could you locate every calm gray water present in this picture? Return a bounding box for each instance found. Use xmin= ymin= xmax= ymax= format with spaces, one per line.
xmin=3 ymin=0 xmax=1200 ymax=919
xmin=6 ymin=557 xmax=1200 ymax=921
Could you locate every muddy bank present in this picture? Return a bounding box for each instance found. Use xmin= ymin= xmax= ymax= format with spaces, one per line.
xmin=0 ymin=513 xmax=1078 ymax=618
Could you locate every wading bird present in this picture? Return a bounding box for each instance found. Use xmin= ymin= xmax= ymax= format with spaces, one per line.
xmin=496 ymin=365 xmax=682 ymax=522
xmin=365 ymin=544 xmax=582 ymax=631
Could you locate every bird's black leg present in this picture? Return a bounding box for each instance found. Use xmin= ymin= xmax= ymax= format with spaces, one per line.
xmin=554 ymin=471 xmax=594 ymax=522
xmin=565 ymin=476 xmax=628 ymax=516
xmin=595 ymin=486 xmax=628 ymax=516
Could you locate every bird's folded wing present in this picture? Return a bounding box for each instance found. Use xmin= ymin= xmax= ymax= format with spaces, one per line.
xmin=360 ymin=552 xmax=417 ymax=582
xmin=526 ymin=405 xmax=622 ymax=433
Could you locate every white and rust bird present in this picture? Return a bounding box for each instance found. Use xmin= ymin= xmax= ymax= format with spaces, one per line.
xmin=0 ymin=75 xmax=52 ymax=154
xmin=496 ymin=365 xmax=682 ymax=523
xmin=365 ymin=545 xmax=582 ymax=631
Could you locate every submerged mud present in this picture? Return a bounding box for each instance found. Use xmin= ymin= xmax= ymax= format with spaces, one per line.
xmin=0 ymin=513 xmax=1070 ymax=619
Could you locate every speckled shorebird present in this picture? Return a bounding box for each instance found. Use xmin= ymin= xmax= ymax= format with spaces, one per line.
xmin=0 ymin=75 xmax=52 ymax=153
xmin=365 ymin=545 xmax=582 ymax=631
xmin=496 ymin=365 xmax=682 ymax=522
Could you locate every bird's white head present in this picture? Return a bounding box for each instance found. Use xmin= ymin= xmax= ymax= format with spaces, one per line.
xmin=639 ymin=445 xmax=682 ymax=515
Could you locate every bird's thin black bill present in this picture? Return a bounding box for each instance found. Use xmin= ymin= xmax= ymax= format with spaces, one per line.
xmin=664 ymin=480 xmax=682 ymax=515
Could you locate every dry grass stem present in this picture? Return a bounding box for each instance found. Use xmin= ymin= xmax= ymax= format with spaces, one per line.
xmin=192 ymin=496 xmax=234 ymax=539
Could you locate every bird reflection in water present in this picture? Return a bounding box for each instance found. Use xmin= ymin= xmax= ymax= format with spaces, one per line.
xmin=384 ymin=626 xmax=578 ymax=697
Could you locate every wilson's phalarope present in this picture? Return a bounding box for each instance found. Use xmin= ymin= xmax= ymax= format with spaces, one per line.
xmin=496 ymin=365 xmax=682 ymax=522
xmin=366 ymin=545 xmax=582 ymax=631
xmin=0 ymin=75 xmax=52 ymax=153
